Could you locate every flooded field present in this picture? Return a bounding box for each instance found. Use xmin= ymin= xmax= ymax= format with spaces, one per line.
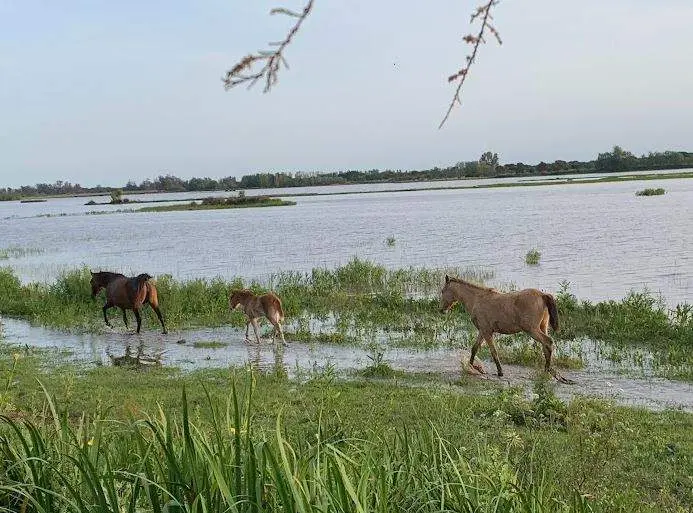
xmin=3 ymin=317 xmax=691 ymax=412
xmin=1 ymin=173 xmax=692 ymax=305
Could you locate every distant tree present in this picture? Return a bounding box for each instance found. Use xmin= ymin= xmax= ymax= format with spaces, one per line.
xmin=109 ymin=189 xmax=124 ymax=204
xmin=479 ymin=151 xmax=499 ymax=175
xmin=596 ymin=145 xmax=636 ymax=172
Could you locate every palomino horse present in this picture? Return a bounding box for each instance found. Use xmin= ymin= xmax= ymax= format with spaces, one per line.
xmin=229 ymin=289 xmax=286 ymax=345
xmin=90 ymin=271 xmax=167 ymax=334
xmin=440 ymin=275 xmax=574 ymax=384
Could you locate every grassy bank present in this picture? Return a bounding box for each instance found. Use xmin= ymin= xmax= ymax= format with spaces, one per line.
xmin=0 ymin=345 xmax=691 ymax=512
xmin=138 ymin=196 xmax=296 ymax=212
xmin=0 ymin=260 xmax=691 ymax=377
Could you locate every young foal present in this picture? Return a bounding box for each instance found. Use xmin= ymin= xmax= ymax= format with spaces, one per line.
xmin=229 ymin=289 xmax=286 ymax=345
xmin=90 ymin=271 xmax=167 ymax=334
xmin=440 ymin=275 xmax=574 ymax=384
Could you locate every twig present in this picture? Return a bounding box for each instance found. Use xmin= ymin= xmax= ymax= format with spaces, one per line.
xmin=223 ymin=0 xmax=315 ymax=93
xmin=438 ymin=0 xmax=502 ymax=129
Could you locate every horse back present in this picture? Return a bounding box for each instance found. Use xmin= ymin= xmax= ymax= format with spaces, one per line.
xmin=261 ymin=292 xmax=284 ymax=322
xmin=476 ymin=289 xmax=546 ymax=333
xmin=106 ymin=276 xmax=155 ymax=309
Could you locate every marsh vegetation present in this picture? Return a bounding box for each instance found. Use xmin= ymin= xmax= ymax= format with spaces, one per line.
xmin=635 ymin=187 xmax=666 ymax=196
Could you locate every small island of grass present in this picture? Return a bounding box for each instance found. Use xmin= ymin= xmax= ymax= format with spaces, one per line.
xmin=138 ymin=195 xmax=295 ymax=212
xmin=635 ymin=187 xmax=665 ymax=196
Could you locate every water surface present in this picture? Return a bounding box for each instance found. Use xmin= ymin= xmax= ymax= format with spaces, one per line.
xmin=0 ymin=174 xmax=691 ymax=304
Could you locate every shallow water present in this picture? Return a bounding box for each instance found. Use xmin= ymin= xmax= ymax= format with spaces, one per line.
xmin=3 ymin=318 xmax=691 ymax=412
xmin=1 ymin=173 xmax=691 ymax=304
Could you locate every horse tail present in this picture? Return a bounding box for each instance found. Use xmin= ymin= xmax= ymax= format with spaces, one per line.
xmin=271 ymin=293 xmax=285 ymax=322
xmin=134 ymin=273 xmax=154 ymax=306
xmin=276 ymin=297 xmax=285 ymax=322
xmin=146 ymin=282 xmax=159 ymax=307
xmin=542 ymin=293 xmax=559 ymax=332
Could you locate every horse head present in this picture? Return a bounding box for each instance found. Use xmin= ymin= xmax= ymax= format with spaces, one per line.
xmin=90 ymin=271 xmax=104 ymax=298
xmin=439 ymin=274 xmax=458 ymax=313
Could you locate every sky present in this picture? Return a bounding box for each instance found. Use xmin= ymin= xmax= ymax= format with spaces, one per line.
xmin=1 ymin=0 xmax=692 ymax=188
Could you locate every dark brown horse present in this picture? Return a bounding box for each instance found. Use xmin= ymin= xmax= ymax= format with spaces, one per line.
xmin=90 ymin=271 xmax=167 ymax=334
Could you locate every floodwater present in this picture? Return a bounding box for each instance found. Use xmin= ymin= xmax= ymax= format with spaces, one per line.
xmin=1 ymin=172 xmax=692 ymax=304
xmin=2 ymin=318 xmax=691 ymax=412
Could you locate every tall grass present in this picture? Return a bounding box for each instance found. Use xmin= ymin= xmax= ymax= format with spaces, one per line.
xmin=0 ymin=378 xmax=604 ymax=513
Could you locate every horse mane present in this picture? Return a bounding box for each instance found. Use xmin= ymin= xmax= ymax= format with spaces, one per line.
xmin=448 ymin=277 xmax=496 ymax=292
xmin=92 ymin=271 xmax=125 ymax=282
xmin=230 ymin=288 xmax=255 ymax=298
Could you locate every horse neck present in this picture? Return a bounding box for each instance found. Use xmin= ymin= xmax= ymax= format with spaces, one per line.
xmin=97 ymin=272 xmax=123 ymax=285
xmin=450 ymin=280 xmax=491 ymax=310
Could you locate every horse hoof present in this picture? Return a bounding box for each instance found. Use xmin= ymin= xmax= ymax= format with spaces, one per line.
xmin=497 ymin=372 xmax=504 ymax=378
xmin=472 ymin=364 xmax=486 ymax=374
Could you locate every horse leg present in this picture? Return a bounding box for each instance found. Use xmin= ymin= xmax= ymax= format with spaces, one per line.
xmin=271 ymin=320 xmax=287 ymax=347
xmin=121 ymin=309 xmax=129 ymax=329
xmin=152 ymin=306 xmax=167 ymax=334
xmin=485 ymin=336 xmax=504 ymax=377
xmin=469 ymin=332 xmax=486 ymax=374
xmin=529 ymin=330 xmax=575 ymax=385
xmin=251 ymin=318 xmax=261 ymax=344
xmin=134 ymin=308 xmax=142 ymax=334
xmin=103 ymin=303 xmax=114 ymax=328
xmin=540 ymin=313 xmax=550 ymax=336
xmin=244 ymin=321 xmax=252 ymax=343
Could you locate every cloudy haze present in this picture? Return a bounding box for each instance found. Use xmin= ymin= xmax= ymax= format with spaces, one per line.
xmin=1 ymin=0 xmax=692 ymax=187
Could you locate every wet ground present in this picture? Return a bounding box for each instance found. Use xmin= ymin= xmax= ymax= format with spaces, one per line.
xmin=1 ymin=317 xmax=691 ymax=412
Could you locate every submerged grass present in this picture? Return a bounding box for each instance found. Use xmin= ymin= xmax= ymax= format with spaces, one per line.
xmin=635 ymin=187 xmax=666 ymax=196
xmin=0 ymin=246 xmax=44 ymax=259
xmin=525 ymin=249 xmax=541 ymax=265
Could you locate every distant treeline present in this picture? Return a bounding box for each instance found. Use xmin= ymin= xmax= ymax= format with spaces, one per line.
xmin=2 ymin=146 xmax=692 ymax=200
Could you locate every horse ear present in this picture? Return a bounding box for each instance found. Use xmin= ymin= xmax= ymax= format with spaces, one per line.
xmin=445 ymin=274 xmax=450 ymax=284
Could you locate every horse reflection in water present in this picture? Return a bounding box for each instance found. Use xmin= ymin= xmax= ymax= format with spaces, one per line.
xmin=106 ymin=343 xmax=163 ymax=369
xmin=245 ymin=336 xmax=288 ymax=378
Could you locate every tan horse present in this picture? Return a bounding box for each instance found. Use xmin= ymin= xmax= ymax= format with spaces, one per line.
xmin=229 ymin=289 xmax=286 ymax=345
xmin=440 ymin=275 xmax=574 ymax=384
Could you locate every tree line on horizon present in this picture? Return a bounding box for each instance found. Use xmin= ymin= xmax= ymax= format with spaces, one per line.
xmin=2 ymin=147 xmax=692 ymax=200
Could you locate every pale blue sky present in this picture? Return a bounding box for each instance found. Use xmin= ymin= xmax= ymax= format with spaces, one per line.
xmin=1 ymin=0 xmax=692 ymax=187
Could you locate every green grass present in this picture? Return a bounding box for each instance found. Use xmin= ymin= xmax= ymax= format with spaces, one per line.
xmin=635 ymin=187 xmax=666 ymax=196
xmin=0 ymin=347 xmax=691 ymax=512
xmin=385 ymin=236 xmax=396 ymax=247
xmin=525 ymin=249 xmax=541 ymax=265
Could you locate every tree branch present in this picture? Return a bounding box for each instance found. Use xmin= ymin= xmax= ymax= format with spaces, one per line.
xmin=223 ymin=1 xmax=502 ymax=129
xmin=222 ymin=0 xmax=315 ymax=93
xmin=438 ymin=0 xmax=502 ymax=129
